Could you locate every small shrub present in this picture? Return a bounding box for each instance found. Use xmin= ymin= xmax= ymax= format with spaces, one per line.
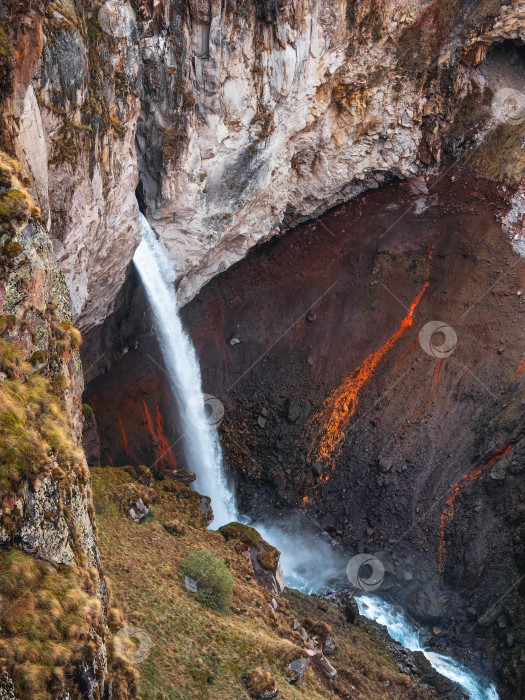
xmin=244 ymin=667 xmax=277 ymax=698
xmin=181 ymin=549 xmax=233 ymax=611
xmin=0 ymin=314 xmax=16 ymax=335
xmin=163 ymin=519 xmax=186 ymax=537
xmin=82 ymin=403 xmax=93 ymax=420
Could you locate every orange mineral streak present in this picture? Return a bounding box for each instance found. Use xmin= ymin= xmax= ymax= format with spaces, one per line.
xmin=155 ymin=406 xmax=177 ymax=469
xmin=438 ymin=444 xmax=514 ymax=572
xmin=140 ymin=400 xmax=177 ymax=472
xmin=433 ymin=358 xmax=443 ymax=396
xmin=117 ymin=414 xmax=128 ymax=452
xmin=514 ymin=358 xmax=525 ymax=376
xmin=306 ymin=282 xmax=429 ymax=478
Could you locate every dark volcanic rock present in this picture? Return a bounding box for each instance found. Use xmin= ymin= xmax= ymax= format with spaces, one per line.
xmin=406 ymin=588 xmax=443 ymax=625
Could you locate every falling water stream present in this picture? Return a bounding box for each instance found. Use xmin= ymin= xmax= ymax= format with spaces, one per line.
xmin=133 ymin=214 xmax=499 ymax=700
xmin=133 ymin=214 xmax=237 ymax=527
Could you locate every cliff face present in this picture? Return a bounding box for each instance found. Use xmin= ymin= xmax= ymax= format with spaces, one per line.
xmin=17 ymin=0 xmax=525 ymax=332
xmin=26 ymin=0 xmax=142 ymax=333
xmin=0 ymin=4 xmax=137 ymax=696
xmin=122 ymin=0 xmax=525 ymax=306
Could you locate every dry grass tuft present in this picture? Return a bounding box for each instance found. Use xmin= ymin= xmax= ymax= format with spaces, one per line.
xmin=0 ymin=549 xmax=102 ymax=700
xmin=0 ymin=342 xmax=83 ymax=494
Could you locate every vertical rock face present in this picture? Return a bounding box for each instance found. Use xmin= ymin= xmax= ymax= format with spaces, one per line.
xmin=30 ymin=0 xmax=142 ymax=332
xmin=0 ymin=6 xmax=137 ymax=697
xmin=8 ymin=0 xmax=524 ymax=333
xmin=134 ymin=0 xmax=525 ymax=306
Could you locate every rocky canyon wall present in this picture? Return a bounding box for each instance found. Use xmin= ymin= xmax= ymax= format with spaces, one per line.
xmin=0 ymin=2 xmax=137 ymax=695
xmin=14 ymin=0 xmax=525 ymax=334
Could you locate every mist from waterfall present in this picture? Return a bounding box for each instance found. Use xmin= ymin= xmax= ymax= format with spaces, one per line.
xmin=133 ymin=213 xmax=237 ymax=527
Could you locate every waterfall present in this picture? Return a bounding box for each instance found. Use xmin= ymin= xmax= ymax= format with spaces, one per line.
xmin=133 ymin=213 xmax=237 ymax=527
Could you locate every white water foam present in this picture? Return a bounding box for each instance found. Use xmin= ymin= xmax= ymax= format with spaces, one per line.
xmin=133 ymin=213 xmax=237 ymax=527
xmin=358 ymin=595 xmax=499 ymax=700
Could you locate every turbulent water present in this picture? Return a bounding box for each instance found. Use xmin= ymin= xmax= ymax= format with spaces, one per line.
xmin=133 ymin=214 xmax=237 ymax=527
xmin=357 ymin=596 xmax=500 ymax=700
xmin=135 ymin=212 xmax=499 ymax=699
xmin=255 ymin=519 xmax=500 ymax=700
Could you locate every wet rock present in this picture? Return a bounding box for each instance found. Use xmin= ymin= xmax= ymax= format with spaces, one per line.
xmin=412 ymin=651 xmax=462 ymax=698
xmin=406 ymin=587 xmax=443 ymax=625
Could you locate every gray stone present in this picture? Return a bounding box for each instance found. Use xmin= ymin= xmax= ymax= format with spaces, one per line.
xmin=185 ymin=576 xmax=198 ymax=593
xmin=286 ymin=400 xmax=302 ymax=424
xmin=286 ymin=657 xmax=309 ymax=683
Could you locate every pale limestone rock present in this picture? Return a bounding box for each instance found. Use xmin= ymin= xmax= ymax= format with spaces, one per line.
xmin=17 ymin=84 xmax=50 ymax=225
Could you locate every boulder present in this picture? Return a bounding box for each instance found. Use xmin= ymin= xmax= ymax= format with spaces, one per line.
xmin=406 ymin=587 xmax=442 ymax=625
xmin=412 ymin=651 xmax=462 ymax=698
xmin=219 ymin=522 xmax=284 ymax=595
xmin=169 ymin=467 xmax=197 ymax=486
xmin=310 ymin=650 xmax=337 ymax=679
xmin=128 ymin=497 xmax=149 ymax=523
xmin=286 ymin=400 xmax=302 ymax=424
xmin=344 ymin=595 xmax=360 ymax=625
xmin=286 ymin=657 xmax=309 ymax=683
xmin=302 ymin=619 xmax=336 ymax=655
xmin=199 ymin=495 xmax=214 ymax=525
